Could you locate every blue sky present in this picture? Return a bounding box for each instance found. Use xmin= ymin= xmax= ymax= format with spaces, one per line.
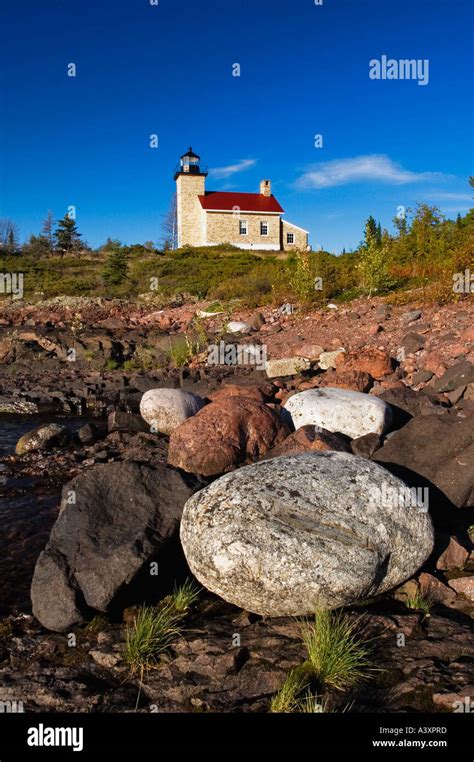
xmin=1 ymin=0 xmax=472 ymax=252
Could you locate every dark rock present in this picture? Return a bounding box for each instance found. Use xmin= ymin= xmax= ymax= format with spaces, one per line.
xmin=373 ymin=415 xmax=474 ymax=508
xmin=375 ymin=386 xmax=446 ymax=428
xmin=261 ymin=425 xmax=351 ymax=460
xmin=401 ymin=332 xmax=425 ymax=354
xmin=401 ymin=309 xmax=422 ymax=324
xmin=350 ymin=432 xmax=382 ymax=459
xmin=431 ymin=361 xmax=474 ymax=393
xmin=412 ymin=369 xmax=434 ymax=385
xmin=76 ymin=422 xmax=106 ymax=445
xmin=107 ymin=411 xmax=149 ymax=434
xmin=31 ymin=462 xmax=197 ymax=631
xmin=444 ymin=386 xmax=467 ymax=405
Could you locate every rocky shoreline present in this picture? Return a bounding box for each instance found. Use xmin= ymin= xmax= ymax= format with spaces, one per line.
xmin=0 ymin=295 xmax=473 ymax=713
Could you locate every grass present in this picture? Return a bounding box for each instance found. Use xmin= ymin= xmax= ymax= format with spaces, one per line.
xmin=269 ymin=667 xmax=310 ymax=713
xmin=125 ymin=579 xmax=200 ymax=676
xmin=170 ymin=579 xmax=200 ymax=614
xmin=301 ymin=609 xmax=377 ymax=691
xmin=270 ymin=609 xmax=380 ymax=713
xmin=125 ymin=601 xmax=181 ymax=676
xmin=298 ymin=691 xmax=327 ymax=713
xmin=404 ymin=591 xmax=432 ymax=617
xmin=166 ymin=331 xmax=206 ymax=367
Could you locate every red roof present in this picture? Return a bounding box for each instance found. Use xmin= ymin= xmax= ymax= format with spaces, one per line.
xmin=198 ymin=191 xmax=284 ymax=213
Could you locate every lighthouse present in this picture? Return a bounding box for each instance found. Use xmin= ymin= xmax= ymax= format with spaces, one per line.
xmin=174 ymin=147 xmax=208 ymax=248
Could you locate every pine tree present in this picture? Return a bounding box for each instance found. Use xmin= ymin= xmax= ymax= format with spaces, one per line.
xmin=54 ymin=214 xmax=82 ymax=254
xmin=102 ymin=244 xmax=129 ymax=286
xmin=41 ymin=211 xmax=55 ymax=255
xmin=357 ymin=217 xmax=392 ymax=295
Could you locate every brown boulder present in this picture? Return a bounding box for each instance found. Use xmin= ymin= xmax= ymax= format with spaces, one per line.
xmin=418 ymin=573 xmax=456 ymax=606
xmin=436 ymin=536 xmax=470 ymax=571
xmin=261 ymin=424 xmax=351 ymax=460
xmin=207 ymin=384 xmax=266 ymax=403
xmin=447 ymin=577 xmax=474 ymax=601
xmin=335 ymin=347 xmax=394 ymax=378
xmin=318 ymin=369 xmax=373 ymax=393
xmin=168 ymin=397 xmax=290 ymax=476
xmin=350 ymin=432 xmax=381 ymax=459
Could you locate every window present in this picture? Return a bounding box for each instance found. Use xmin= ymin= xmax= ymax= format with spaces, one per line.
xmin=239 ymin=220 xmax=248 ymax=235
xmin=287 ymin=232 xmax=295 ymax=244
xmin=260 ymin=221 xmax=269 ymax=236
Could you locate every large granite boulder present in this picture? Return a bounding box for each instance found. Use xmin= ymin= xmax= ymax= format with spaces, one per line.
xmin=180 ymin=452 xmax=434 ymax=616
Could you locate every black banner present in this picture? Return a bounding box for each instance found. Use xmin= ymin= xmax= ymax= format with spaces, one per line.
xmin=0 ymin=712 xmax=472 ymax=757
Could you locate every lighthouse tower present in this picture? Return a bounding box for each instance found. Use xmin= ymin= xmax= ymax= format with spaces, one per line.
xmin=174 ymin=147 xmax=207 ymax=248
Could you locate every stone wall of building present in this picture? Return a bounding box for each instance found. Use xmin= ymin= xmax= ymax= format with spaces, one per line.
xmin=176 ymin=174 xmax=206 ymax=247
xmin=282 ymin=220 xmax=309 ymax=251
xmin=206 ymin=211 xmax=281 ymax=249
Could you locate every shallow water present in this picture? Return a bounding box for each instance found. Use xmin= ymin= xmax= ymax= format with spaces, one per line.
xmin=0 ymin=415 xmax=88 ymax=614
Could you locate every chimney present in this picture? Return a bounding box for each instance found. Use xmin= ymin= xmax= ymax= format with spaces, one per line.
xmin=260 ymin=179 xmax=271 ymax=197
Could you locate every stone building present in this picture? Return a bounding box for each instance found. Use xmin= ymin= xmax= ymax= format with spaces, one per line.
xmin=174 ymin=148 xmax=310 ymax=251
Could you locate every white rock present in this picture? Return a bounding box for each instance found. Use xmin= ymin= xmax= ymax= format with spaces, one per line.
xmin=140 ymin=388 xmax=206 ymax=435
xmin=180 ymin=452 xmax=434 ymax=616
xmin=265 ymin=357 xmax=311 ymax=378
xmin=318 ymin=348 xmax=345 ymax=369
xmin=226 ymin=321 xmax=252 ymax=334
xmin=327 ymin=303 xmax=338 ymax=310
xmin=282 ymin=388 xmax=392 ymax=438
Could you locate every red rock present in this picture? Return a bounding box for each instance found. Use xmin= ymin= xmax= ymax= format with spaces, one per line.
xmin=376 ymin=379 xmax=406 ymax=390
xmin=447 ymin=577 xmax=474 ymax=601
xmin=261 ymin=425 xmax=351 ymax=460
xmin=423 ymin=353 xmax=444 ymax=374
xmin=208 ymin=384 xmax=266 ymax=403
xmin=291 ymin=343 xmax=324 ymax=361
xmin=461 ymin=326 xmax=474 ymax=342
xmin=318 ymin=369 xmax=373 ymax=393
xmin=436 ymin=537 xmax=470 ymax=571
xmin=168 ymin=397 xmax=290 ymax=476
xmin=448 ymin=343 xmax=468 ymax=358
xmin=418 ymin=573 xmax=456 ymax=606
xmin=368 ymin=324 xmax=384 ymax=335
xmin=335 ymin=347 xmax=394 ymax=378
xmin=433 ymin=692 xmax=469 ymax=711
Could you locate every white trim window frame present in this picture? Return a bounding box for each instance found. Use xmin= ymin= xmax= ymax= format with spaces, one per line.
xmin=239 ymin=219 xmax=248 ymax=235
xmin=287 ymin=232 xmax=295 ymax=244
xmin=260 ymin=220 xmax=269 ymax=236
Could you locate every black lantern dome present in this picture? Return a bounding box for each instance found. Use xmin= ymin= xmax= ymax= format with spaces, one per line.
xmin=174 ymin=147 xmax=207 ymax=179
